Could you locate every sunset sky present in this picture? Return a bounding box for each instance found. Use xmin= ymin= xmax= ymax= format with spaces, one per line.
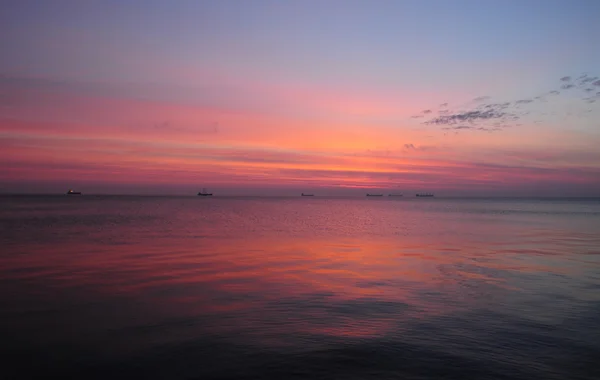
xmin=1 ymin=0 xmax=599 ymax=196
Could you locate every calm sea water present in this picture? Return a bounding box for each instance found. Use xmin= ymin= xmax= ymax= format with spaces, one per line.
xmin=1 ymin=196 xmax=599 ymax=379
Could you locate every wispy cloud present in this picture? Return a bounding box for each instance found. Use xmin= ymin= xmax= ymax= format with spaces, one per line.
xmin=425 ymin=107 xmax=515 ymax=127
xmin=578 ymin=75 xmax=598 ymax=85
xmin=411 ymin=73 xmax=600 ymax=132
xmin=442 ymin=126 xmax=473 ymax=130
xmin=515 ymin=99 xmax=533 ymax=105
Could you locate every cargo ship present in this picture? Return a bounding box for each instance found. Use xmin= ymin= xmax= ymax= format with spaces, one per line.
xmin=198 ymin=188 xmax=213 ymax=196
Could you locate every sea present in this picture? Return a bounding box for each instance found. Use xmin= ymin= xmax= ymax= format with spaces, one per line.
xmin=1 ymin=195 xmax=599 ymax=379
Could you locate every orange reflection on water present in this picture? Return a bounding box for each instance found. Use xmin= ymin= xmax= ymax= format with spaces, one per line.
xmin=5 ymin=235 xmax=500 ymax=341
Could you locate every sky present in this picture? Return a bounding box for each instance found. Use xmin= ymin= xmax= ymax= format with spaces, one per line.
xmin=1 ymin=0 xmax=599 ymax=196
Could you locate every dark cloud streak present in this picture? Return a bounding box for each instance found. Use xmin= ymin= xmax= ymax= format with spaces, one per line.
xmin=426 ymin=109 xmax=510 ymax=126
xmin=411 ymin=73 xmax=599 ymax=133
xmin=442 ymin=126 xmax=473 ymax=130
xmin=579 ymin=76 xmax=598 ymax=84
xmin=516 ymin=99 xmax=533 ymax=104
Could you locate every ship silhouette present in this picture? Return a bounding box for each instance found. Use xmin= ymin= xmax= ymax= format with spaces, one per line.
xmin=198 ymin=188 xmax=213 ymax=196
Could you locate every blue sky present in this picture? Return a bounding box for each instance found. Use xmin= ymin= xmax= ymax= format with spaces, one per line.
xmin=2 ymin=0 xmax=598 ymax=87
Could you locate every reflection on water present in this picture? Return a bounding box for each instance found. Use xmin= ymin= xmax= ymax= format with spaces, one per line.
xmin=1 ymin=196 xmax=599 ymax=379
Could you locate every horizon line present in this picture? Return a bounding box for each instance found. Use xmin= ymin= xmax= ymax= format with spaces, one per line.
xmin=2 ymin=192 xmax=599 ymax=200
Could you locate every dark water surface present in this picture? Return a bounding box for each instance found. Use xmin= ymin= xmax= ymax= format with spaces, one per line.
xmin=1 ymin=196 xmax=599 ymax=379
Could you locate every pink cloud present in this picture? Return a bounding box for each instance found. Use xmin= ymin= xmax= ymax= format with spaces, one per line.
xmin=2 ymin=76 xmax=600 ymax=195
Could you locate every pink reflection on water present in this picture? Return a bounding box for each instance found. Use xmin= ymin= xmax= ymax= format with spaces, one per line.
xmin=2 ymin=197 xmax=599 ymax=347
xmin=3 ymin=236 xmax=510 ymax=341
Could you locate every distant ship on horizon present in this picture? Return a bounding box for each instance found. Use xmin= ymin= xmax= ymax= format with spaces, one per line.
xmin=388 ymin=193 xmax=403 ymax=197
xmin=416 ymin=193 xmax=434 ymax=197
xmin=198 ymin=188 xmax=213 ymax=196
xmin=366 ymin=193 xmax=383 ymax=197
xmin=66 ymin=189 xmax=81 ymax=195
xmin=301 ymin=193 xmax=314 ymax=196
